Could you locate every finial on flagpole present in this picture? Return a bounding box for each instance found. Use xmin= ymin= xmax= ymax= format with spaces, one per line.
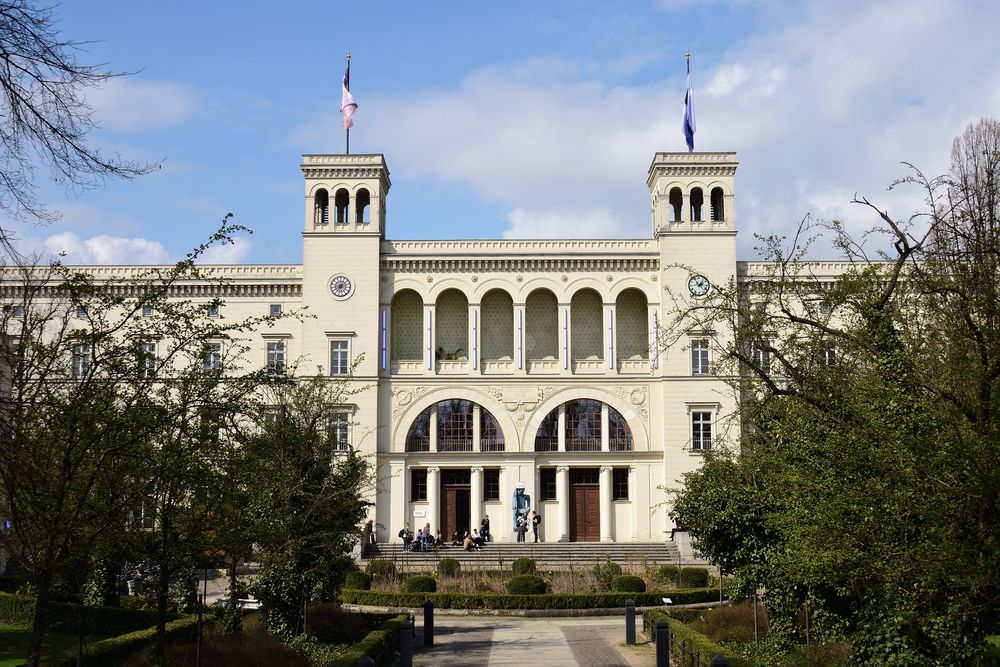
xmin=347 ymin=50 xmax=351 ymax=62
xmin=686 ymin=50 xmax=691 ymax=74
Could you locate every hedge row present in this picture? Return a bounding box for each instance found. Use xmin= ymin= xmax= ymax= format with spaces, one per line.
xmin=38 ymin=616 xmax=200 ymax=667
xmin=340 ymin=587 xmax=721 ymax=609
xmin=0 ymin=592 xmax=166 ymax=637
xmin=643 ymin=609 xmax=752 ymax=667
xmin=322 ymin=614 xmax=410 ymax=667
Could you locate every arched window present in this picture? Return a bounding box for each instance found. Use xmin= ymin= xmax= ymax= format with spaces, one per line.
xmin=406 ymin=407 xmax=431 ymax=452
xmin=669 ymin=187 xmax=683 ymax=222
xmin=356 ymin=188 xmax=371 ymax=224
xmin=566 ymin=399 xmax=602 ymax=451
xmin=334 ymin=188 xmax=349 ymax=224
xmin=481 ymin=409 xmax=505 ymax=451
xmin=690 ymin=187 xmax=704 ymax=222
xmin=481 ymin=289 xmax=513 ymax=362
xmin=534 ymin=407 xmax=558 ymax=451
xmin=437 ymin=400 xmax=473 ymax=451
xmin=571 ymin=289 xmax=603 ymax=361
xmin=526 ymin=288 xmax=558 ymax=361
xmin=435 ymin=289 xmax=468 ymax=361
xmin=615 ymin=289 xmax=649 ymax=364
xmin=314 ymin=188 xmax=329 ymax=225
xmin=710 ymin=187 xmax=725 ymax=222
xmin=391 ymin=290 xmax=422 ymax=362
xmin=608 ymin=406 xmax=633 ymax=451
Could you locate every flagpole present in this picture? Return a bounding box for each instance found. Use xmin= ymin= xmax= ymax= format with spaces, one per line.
xmin=345 ymin=51 xmax=351 ymax=155
xmin=686 ymin=50 xmax=690 ymax=75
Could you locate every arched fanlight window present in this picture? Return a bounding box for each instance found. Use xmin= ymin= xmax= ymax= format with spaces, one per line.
xmin=710 ymin=187 xmax=725 ymax=222
xmin=669 ymin=187 xmax=683 ymax=222
xmin=334 ymin=188 xmax=349 ymax=224
xmin=690 ymin=187 xmax=704 ymax=222
xmin=608 ymin=406 xmax=633 ymax=451
xmin=405 ymin=408 xmax=430 ymax=452
xmin=534 ymin=407 xmax=558 ymax=452
xmin=356 ymin=188 xmax=371 ymax=223
xmin=314 ymin=188 xmax=329 ymax=225
xmin=404 ymin=400 xmax=505 ymax=452
xmin=532 ymin=400 xmax=634 ymax=452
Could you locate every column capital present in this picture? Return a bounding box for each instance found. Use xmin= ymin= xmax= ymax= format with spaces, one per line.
xmin=557 ymin=465 xmax=570 ymax=473
xmin=471 ymin=466 xmax=484 ymax=474
xmin=427 ymin=466 xmax=441 ymax=474
xmin=600 ymin=465 xmax=614 ymax=474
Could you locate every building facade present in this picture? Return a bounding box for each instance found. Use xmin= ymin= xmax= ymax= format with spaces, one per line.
xmin=54 ymin=149 xmax=773 ymax=544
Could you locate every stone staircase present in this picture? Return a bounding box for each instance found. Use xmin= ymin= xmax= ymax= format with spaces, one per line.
xmin=359 ymin=541 xmax=700 ymax=572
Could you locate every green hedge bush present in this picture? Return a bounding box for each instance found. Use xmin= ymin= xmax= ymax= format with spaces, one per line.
xmin=322 ymin=614 xmax=409 ymax=667
xmin=340 ymin=587 xmax=721 ymax=610
xmin=593 ymin=556 xmax=623 ymax=591
xmin=0 ymin=592 xmax=166 ymax=637
xmin=345 ymin=571 xmax=373 ymax=590
xmin=402 ymin=575 xmax=437 ymax=593
xmin=37 ymin=616 xmax=199 ymax=667
xmin=678 ymin=567 xmax=709 ymax=588
xmin=364 ymin=560 xmax=396 ymax=579
xmin=437 ymin=557 xmax=461 ymax=577
xmin=658 ymin=564 xmax=680 ymax=583
xmin=644 ymin=609 xmax=752 ymax=667
xmin=511 ymin=557 xmax=536 ymax=575
xmin=506 ymin=575 xmax=547 ymax=595
xmin=611 ymin=575 xmax=646 ymax=593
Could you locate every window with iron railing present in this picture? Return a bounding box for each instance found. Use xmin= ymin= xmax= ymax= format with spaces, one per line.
xmin=566 ymin=399 xmax=602 ymax=452
xmin=405 ymin=407 xmax=431 ymax=452
xmin=437 ymin=400 xmax=473 ymax=452
xmin=608 ymin=406 xmax=633 ymax=451
xmin=480 ymin=409 xmax=505 ymax=451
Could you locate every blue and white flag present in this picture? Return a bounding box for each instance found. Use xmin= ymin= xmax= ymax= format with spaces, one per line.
xmin=682 ymin=72 xmax=696 ymax=152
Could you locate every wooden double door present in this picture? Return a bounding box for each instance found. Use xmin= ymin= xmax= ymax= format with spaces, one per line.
xmin=439 ymin=469 xmax=471 ymax=539
xmin=569 ymin=468 xmax=600 ymax=542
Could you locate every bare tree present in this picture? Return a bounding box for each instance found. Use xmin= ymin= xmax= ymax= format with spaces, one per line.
xmin=0 ymin=0 xmax=156 ymax=225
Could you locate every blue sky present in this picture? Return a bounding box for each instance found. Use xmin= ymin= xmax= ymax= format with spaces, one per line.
xmin=6 ymin=0 xmax=999 ymax=264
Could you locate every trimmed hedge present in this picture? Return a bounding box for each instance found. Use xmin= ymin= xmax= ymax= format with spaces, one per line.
xmin=678 ymin=567 xmax=709 ymax=588
xmin=511 ymin=557 xmax=536 ymax=575
xmin=437 ymin=557 xmax=461 ymax=577
xmin=0 ymin=592 xmax=167 ymax=637
xmin=611 ymin=575 xmax=646 ymax=593
xmin=506 ymin=575 xmax=547 ymax=595
xmin=365 ymin=560 xmax=396 ymax=579
xmin=340 ymin=587 xmax=722 ymax=609
xmin=402 ymin=575 xmax=437 ymax=593
xmin=345 ymin=571 xmax=373 ymax=590
xmin=644 ymin=609 xmax=752 ymax=667
xmin=658 ymin=564 xmax=680 ymax=583
xmin=38 ymin=615 xmax=200 ymax=667
xmin=322 ymin=614 xmax=409 ymax=667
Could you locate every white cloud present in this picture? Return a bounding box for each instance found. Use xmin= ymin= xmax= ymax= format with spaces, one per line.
xmin=199 ymin=237 xmax=252 ymax=264
xmin=503 ymin=208 xmax=623 ymax=239
xmin=88 ymin=78 xmax=199 ymax=132
xmin=35 ymin=232 xmax=170 ymax=264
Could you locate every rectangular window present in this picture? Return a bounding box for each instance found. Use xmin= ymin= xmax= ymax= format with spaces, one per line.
xmin=818 ymin=300 xmax=831 ymax=314
xmin=266 ymin=340 xmax=286 ymax=375
xmin=72 ymin=343 xmax=91 ymax=379
xmin=539 ymin=468 xmax=557 ymax=502
xmin=206 ymin=303 xmax=220 ymax=318
xmin=330 ymin=339 xmax=349 ymax=376
xmin=612 ymin=468 xmax=629 ymax=501
xmin=75 ymin=305 xmax=87 ymax=318
xmin=142 ymin=305 xmax=154 ymax=317
xmin=691 ymin=339 xmax=710 ymax=375
xmin=202 ymin=342 xmax=222 ymax=373
xmin=820 ymin=347 xmax=836 ymax=367
xmin=131 ymin=497 xmax=155 ymax=531
xmin=11 ymin=305 xmax=25 ymax=318
xmin=328 ymin=412 xmax=349 ymax=451
xmin=269 ymin=304 xmax=282 ymax=317
xmin=140 ymin=342 xmax=156 ymax=379
xmin=754 ymin=341 xmax=771 ymax=375
xmin=483 ymin=468 xmax=500 ymax=502
xmin=692 ymin=412 xmax=712 ymax=450
xmin=410 ymin=469 xmax=427 ymax=502
xmin=200 ymin=408 xmax=221 ymax=443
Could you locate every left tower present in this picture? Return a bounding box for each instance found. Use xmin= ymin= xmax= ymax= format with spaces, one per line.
xmin=300 ymin=154 xmax=390 ymax=458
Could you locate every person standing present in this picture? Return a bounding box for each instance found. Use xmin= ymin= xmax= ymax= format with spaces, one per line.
xmin=516 ymin=513 xmax=527 ymax=543
xmin=400 ymin=522 xmax=412 ymax=552
xmin=481 ymin=515 xmax=491 ymax=542
xmin=530 ymin=510 xmax=541 ymax=543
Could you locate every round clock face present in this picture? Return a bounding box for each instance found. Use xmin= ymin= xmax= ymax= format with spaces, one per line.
xmin=688 ymin=274 xmax=711 ymax=296
xmin=329 ymin=275 xmax=352 ymax=298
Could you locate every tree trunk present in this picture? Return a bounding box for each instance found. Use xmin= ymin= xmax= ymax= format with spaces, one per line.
xmin=25 ymin=567 xmax=54 ymax=667
xmin=154 ymin=563 xmax=170 ymax=658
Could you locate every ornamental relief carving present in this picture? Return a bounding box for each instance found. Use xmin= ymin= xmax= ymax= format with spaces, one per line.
xmin=614 ymin=385 xmax=649 ymax=423
xmin=391 ymin=385 xmax=430 ymax=421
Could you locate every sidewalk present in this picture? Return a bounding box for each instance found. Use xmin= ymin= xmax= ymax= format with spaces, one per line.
xmin=411 ymin=615 xmax=656 ymax=667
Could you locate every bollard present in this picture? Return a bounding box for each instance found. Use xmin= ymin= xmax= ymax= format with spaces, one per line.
xmin=625 ymin=599 xmax=636 ymax=645
xmin=655 ymin=620 xmax=669 ymax=667
xmin=423 ymin=600 xmax=435 ymax=647
xmin=399 ymin=620 xmax=413 ymax=667
xmin=358 ymin=658 xmax=375 ymax=667
xmin=711 ymin=654 xmax=730 ymax=666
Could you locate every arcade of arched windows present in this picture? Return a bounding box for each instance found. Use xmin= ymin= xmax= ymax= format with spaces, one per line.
xmin=387 ymin=285 xmax=652 ymax=374
xmin=312 ymin=186 xmax=373 ymax=226
xmin=403 ymin=398 xmax=633 ymax=454
xmin=664 ymin=184 xmax=728 ymax=223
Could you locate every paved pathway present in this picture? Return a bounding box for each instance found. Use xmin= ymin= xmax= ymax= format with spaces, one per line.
xmin=412 ymin=615 xmax=656 ymax=667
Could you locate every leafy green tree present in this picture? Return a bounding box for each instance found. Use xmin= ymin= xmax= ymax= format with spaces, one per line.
xmin=669 ymin=119 xmax=1000 ymax=664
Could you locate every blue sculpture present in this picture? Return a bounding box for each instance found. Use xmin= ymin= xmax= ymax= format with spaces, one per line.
xmin=512 ymin=482 xmax=530 ymax=530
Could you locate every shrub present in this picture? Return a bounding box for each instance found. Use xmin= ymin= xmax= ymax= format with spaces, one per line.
xmin=611 ymin=575 xmax=646 ymax=593
xmin=438 ymin=557 xmax=461 ymax=577
xmin=402 ymin=575 xmax=437 ymax=593
xmin=38 ymin=616 xmax=199 ymax=667
xmin=364 ymin=559 xmax=396 ymax=579
xmin=341 ymin=587 xmax=721 ymax=609
xmin=511 ymin=557 xmax=536 ymax=575
xmin=0 ymin=592 xmax=165 ymax=637
xmin=658 ymin=564 xmax=680 ymax=583
xmin=593 ymin=556 xmax=623 ymax=591
xmin=305 ymin=603 xmax=379 ymax=644
xmin=506 ymin=575 xmax=547 ymax=595
xmin=344 ymin=571 xmax=372 ymax=590
xmin=678 ymin=567 xmax=709 ymax=588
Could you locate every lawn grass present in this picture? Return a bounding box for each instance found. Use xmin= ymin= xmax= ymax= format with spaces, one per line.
xmin=0 ymin=623 xmax=91 ymax=667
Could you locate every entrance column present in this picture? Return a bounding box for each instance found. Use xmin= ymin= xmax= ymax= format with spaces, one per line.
xmin=427 ymin=466 xmax=440 ymax=534
xmin=599 ymin=465 xmax=614 ymax=542
xmin=470 ymin=466 xmax=483 ymax=538
xmin=557 ymin=466 xmax=570 ymax=542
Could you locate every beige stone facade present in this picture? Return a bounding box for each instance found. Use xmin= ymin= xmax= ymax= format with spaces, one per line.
xmin=51 ymin=150 xmax=763 ymax=544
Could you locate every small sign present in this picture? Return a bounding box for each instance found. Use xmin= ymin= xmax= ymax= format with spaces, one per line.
xmin=413 ymin=509 xmax=426 ymax=518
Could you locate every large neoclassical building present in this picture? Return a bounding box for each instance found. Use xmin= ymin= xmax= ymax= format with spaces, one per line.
xmin=66 ymin=149 xmax=827 ymax=544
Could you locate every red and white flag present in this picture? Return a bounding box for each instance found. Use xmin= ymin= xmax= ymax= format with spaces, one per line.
xmin=341 ymin=64 xmax=357 ymax=130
